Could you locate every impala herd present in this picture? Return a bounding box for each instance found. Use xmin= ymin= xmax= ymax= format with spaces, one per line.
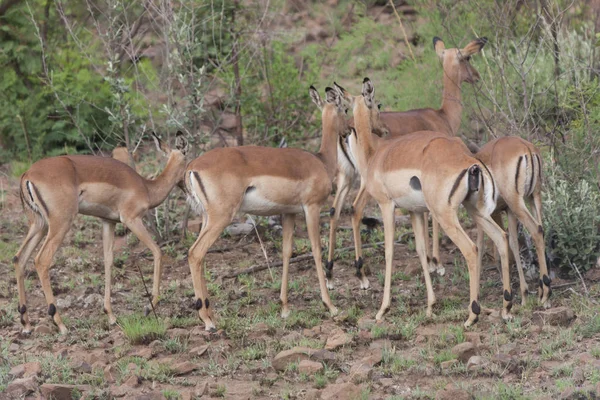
xmin=12 ymin=36 xmax=552 ymax=334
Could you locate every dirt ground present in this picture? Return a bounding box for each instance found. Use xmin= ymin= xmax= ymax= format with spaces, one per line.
xmin=1 ymin=161 xmax=600 ymax=400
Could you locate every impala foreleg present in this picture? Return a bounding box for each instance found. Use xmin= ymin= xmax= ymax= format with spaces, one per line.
xmin=280 ymin=214 xmax=295 ymax=318
xmin=305 ymin=205 xmax=338 ymax=317
xmin=102 ymin=221 xmax=117 ymax=325
xmin=350 ymin=183 xmax=370 ymax=289
xmin=411 ymin=212 xmax=436 ymax=317
xmin=326 ymin=171 xmax=353 ymax=285
xmin=13 ymin=219 xmax=47 ymax=334
xmin=375 ymin=200 xmax=395 ymax=321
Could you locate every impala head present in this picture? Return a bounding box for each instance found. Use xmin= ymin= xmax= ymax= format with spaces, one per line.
xmin=309 ymin=85 xmax=349 ymax=137
xmin=151 ymin=131 xmax=189 ymax=159
xmin=333 ymin=78 xmax=386 ymax=136
xmin=433 ymin=36 xmax=487 ymax=85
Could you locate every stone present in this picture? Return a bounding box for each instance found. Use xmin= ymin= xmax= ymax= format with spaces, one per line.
xmin=71 ymin=360 xmax=92 ymax=373
xmin=190 ymin=344 xmax=209 ymax=357
xmin=167 ymin=328 xmax=190 ymax=340
xmin=320 ymin=382 xmax=363 ymax=400
xmin=40 ymin=384 xmax=91 ymax=400
xmin=325 ymin=329 xmax=352 ymax=350
xmin=83 ymin=294 xmax=103 ymax=309
xmin=104 ymin=364 xmax=117 ymax=383
xmin=452 ymin=342 xmax=478 ymax=363
xmin=130 ymin=347 xmax=153 ymax=359
xmin=224 ymin=222 xmax=254 ymax=236
xmin=440 ymin=359 xmax=459 ymax=370
xmin=9 ymin=361 xmax=42 ymax=379
xmin=272 ymin=347 xmax=336 ymax=371
xmin=172 ymin=361 xmax=198 ymax=375
xmin=298 ymin=360 xmax=323 ymax=374
xmin=111 ymin=384 xmax=135 ymax=398
xmin=56 ymin=295 xmax=73 ymax=309
xmin=466 ymin=355 xmax=487 ymax=371
xmin=464 ymin=332 xmax=481 ymax=346
xmin=493 ymin=353 xmax=519 ymax=373
xmin=5 ymin=376 xmax=38 ymax=397
xmin=435 ymin=388 xmax=472 ymax=400
xmin=532 ymin=307 xmax=576 ymax=327
xmin=34 ymin=323 xmax=54 ymax=335
xmin=123 ymin=375 xmax=141 ymax=387
xmin=349 ymin=362 xmax=372 ymax=384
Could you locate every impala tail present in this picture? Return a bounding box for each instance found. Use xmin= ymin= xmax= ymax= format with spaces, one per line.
xmin=185 ymin=170 xmax=208 ymax=215
xmin=20 ymin=176 xmax=49 ymax=224
xmin=449 ymin=162 xmax=497 ymax=216
xmin=515 ymin=152 xmax=542 ymax=197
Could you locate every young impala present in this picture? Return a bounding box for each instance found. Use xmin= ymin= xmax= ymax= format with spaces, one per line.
xmin=13 ymin=132 xmax=188 ymax=334
xmin=343 ymin=78 xmax=512 ymax=327
xmin=326 ymin=36 xmax=488 ymax=286
xmin=184 ymin=86 xmax=347 ymax=331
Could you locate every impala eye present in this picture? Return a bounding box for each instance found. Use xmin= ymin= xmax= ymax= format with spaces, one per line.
xmin=377 ymin=104 xmax=382 ymax=110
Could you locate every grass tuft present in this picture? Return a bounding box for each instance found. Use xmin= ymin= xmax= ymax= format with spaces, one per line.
xmin=119 ymin=314 xmax=167 ymax=345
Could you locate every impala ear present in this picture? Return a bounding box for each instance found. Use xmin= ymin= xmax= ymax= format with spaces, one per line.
xmin=309 ymin=85 xmax=323 ymax=110
xmin=151 ymin=132 xmax=170 ymax=155
xmin=362 ymin=77 xmax=375 ymax=109
xmin=175 ymin=131 xmax=189 ymax=155
xmin=433 ymin=36 xmax=445 ymax=59
xmin=325 ymin=87 xmax=344 ymax=112
xmin=458 ymin=37 xmax=488 ymax=60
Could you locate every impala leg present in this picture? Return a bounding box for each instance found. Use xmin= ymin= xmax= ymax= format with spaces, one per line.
xmin=350 ymin=183 xmax=370 ymax=289
xmin=507 ymin=210 xmax=528 ymax=305
xmin=476 ymin=223 xmax=485 ymax=286
xmin=434 ymin=211 xmax=480 ymax=327
xmin=280 ymin=213 xmax=295 ymax=318
xmin=13 ymin=219 xmax=47 ymax=334
xmin=101 ymin=221 xmax=117 ymax=325
xmin=375 ymin=200 xmax=395 ymax=321
xmin=411 ymin=212 xmax=436 ymax=317
xmin=326 ymin=171 xmax=353 ymax=286
xmin=423 ymin=211 xmax=431 ymax=261
xmin=491 ymin=212 xmax=504 ymax=269
xmin=512 ymin=197 xmax=551 ymax=307
xmin=34 ymin=221 xmax=72 ymax=334
xmin=472 ymin=213 xmax=512 ymax=321
xmin=304 ymin=204 xmax=338 ymax=317
xmin=431 ymin=217 xmax=443 ymax=275
xmin=188 ymin=215 xmax=231 ymax=331
xmin=124 ymin=217 xmax=163 ymax=313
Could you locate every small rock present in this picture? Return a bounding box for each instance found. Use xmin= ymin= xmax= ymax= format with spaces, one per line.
xmin=9 ymin=361 xmax=42 ymax=379
xmin=71 ymin=360 xmax=92 ymax=373
xmin=452 ymin=342 xmax=478 ymax=363
xmin=499 ymin=342 xmax=518 ymax=356
xmin=272 ymin=347 xmax=335 ymax=371
xmin=464 ymin=332 xmax=481 ymax=346
xmin=466 ymin=355 xmax=487 ymax=371
xmin=34 ymin=324 xmax=55 ymax=335
xmin=224 ymin=222 xmax=254 ymax=236
xmin=167 ymin=328 xmax=190 ymax=340
xmin=123 ymin=375 xmax=141 ymax=388
xmin=298 ymin=360 xmax=323 ymax=374
xmin=321 ymin=382 xmax=363 ymax=400
xmin=493 ymin=353 xmax=519 ymax=373
xmin=325 ymin=329 xmax=352 ymax=350
xmin=190 ymin=344 xmax=209 ymax=357
xmin=56 ymin=295 xmax=73 ymax=309
xmin=532 ymin=307 xmax=576 ymax=327
xmin=172 ymin=361 xmax=197 ymax=375
xmin=5 ymin=376 xmax=38 ymax=397
xmin=440 ymin=359 xmax=459 ymax=370
xmin=435 ymin=388 xmax=472 ymax=400
xmin=8 ymin=342 xmax=19 ymax=352
xmin=40 ymin=384 xmax=91 ymax=400
xmin=130 ymin=347 xmax=153 ymax=359
xmin=83 ymin=294 xmax=103 ymax=309
xmin=573 ymin=367 xmax=585 ymax=384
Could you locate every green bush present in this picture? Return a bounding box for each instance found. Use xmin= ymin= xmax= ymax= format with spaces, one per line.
xmin=543 ymin=168 xmax=600 ymax=277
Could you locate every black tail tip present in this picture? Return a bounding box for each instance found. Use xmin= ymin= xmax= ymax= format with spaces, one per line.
xmin=478 ymin=37 xmax=488 ymax=45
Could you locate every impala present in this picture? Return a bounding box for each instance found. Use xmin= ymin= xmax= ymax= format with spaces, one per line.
xmin=184 ymin=86 xmax=347 ymax=331
xmin=13 ymin=132 xmax=188 ymax=334
xmin=326 ymin=36 xmax=488 ymax=286
xmin=342 ymin=78 xmax=512 ymax=327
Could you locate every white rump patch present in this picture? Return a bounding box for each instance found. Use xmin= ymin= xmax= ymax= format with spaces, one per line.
xmin=187 ymin=171 xmax=206 ymax=215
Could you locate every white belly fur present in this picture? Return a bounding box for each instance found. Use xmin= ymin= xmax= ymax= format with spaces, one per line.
xmin=240 ymin=189 xmax=303 ymax=216
xmin=239 ymin=176 xmax=306 ymax=216
xmin=380 ymin=169 xmax=428 ymax=212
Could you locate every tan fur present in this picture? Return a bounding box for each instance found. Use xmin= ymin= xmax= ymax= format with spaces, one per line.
xmin=349 ymin=79 xmax=511 ymax=327
xmin=184 ymin=87 xmax=346 ymax=331
xmin=112 ymin=146 xmax=136 ymax=170
xmin=13 ymin=133 xmax=188 ymax=334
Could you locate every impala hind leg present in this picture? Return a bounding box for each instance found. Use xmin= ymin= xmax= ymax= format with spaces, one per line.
xmin=411 ymin=212 xmax=436 ymax=317
xmin=326 ymin=172 xmax=353 ymax=287
xmin=34 ymin=221 xmax=73 ymax=334
xmin=124 ymin=217 xmax=163 ymax=314
xmin=431 ymin=218 xmax=444 ymax=275
xmin=13 ymin=218 xmax=47 ymax=333
xmin=350 ymin=183 xmax=370 ymax=289
xmin=507 ymin=211 xmax=528 ymax=306
xmin=304 ymin=204 xmax=338 ymax=317
xmin=471 ymin=213 xmax=512 ymax=321
xmin=188 ymin=214 xmax=231 ymax=331
xmin=375 ymin=200 xmax=395 ymax=321
xmin=101 ymin=221 xmax=117 ymax=325
xmin=280 ymin=214 xmax=295 ymax=318
xmin=434 ymin=212 xmax=480 ymax=327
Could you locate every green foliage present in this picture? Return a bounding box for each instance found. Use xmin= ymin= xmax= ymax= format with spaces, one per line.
xmin=118 ymin=314 xmax=167 ymax=345
xmin=543 ymin=169 xmax=600 ymax=276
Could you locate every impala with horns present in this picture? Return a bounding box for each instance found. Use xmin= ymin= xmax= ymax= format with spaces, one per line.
xmin=184 ymin=86 xmax=347 ymax=331
xmin=13 ymin=132 xmax=188 ymax=334
xmin=342 ymin=78 xmax=512 ymax=327
xmin=326 ymin=36 xmax=487 ymax=286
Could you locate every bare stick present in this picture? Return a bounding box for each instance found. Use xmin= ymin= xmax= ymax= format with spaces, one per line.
xmin=135 ymin=262 xmax=158 ymax=320
xmin=567 ymin=257 xmax=589 ymax=296
xmin=389 ymin=0 xmax=416 ymax=63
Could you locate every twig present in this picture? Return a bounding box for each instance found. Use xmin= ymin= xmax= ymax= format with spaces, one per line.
xmin=251 ymin=217 xmax=273 ymax=281
xmin=567 ymin=257 xmax=589 ymax=296
xmin=135 ymin=263 xmax=158 ymax=320
xmin=389 ymin=0 xmax=416 ymax=63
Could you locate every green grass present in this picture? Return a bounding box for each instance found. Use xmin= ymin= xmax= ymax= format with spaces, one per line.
xmin=118 ymin=314 xmax=167 ymax=345
xmin=162 ymin=389 xmax=181 ymax=400
xmin=577 ymin=313 xmax=600 ymax=338
xmin=163 ymin=337 xmax=188 ymax=354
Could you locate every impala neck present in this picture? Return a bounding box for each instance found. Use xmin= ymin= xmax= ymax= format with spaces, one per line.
xmin=144 ymin=152 xmax=186 ymax=209
xmin=353 ymin=100 xmax=375 ymax=172
xmin=439 ymin=68 xmax=463 ymax=135
xmin=317 ymin=107 xmax=340 ymax=182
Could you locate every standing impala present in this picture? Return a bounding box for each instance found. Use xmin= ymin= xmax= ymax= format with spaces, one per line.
xmin=184 ymin=86 xmax=347 ymax=331
xmin=13 ymin=132 xmax=188 ymax=334
xmin=326 ymin=36 xmax=487 ymax=286
xmin=343 ymin=78 xmax=512 ymax=327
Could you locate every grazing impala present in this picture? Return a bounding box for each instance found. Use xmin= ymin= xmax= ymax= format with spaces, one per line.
xmin=184 ymin=86 xmax=347 ymax=331
xmin=342 ymin=78 xmax=512 ymax=327
xmin=326 ymin=36 xmax=488 ymax=285
xmin=13 ymin=132 xmax=188 ymax=334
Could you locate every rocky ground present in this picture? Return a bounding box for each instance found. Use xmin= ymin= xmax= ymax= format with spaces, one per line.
xmin=1 ymin=158 xmax=600 ymax=400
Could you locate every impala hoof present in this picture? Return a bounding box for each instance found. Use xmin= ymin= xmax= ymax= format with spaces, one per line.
xmin=329 ymin=307 xmax=339 ymax=317
xmin=326 ymin=280 xmax=334 ymax=290
xmin=281 ymin=307 xmax=291 ymax=319
xmin=359 ymin=276 xmax=370 ymax=290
